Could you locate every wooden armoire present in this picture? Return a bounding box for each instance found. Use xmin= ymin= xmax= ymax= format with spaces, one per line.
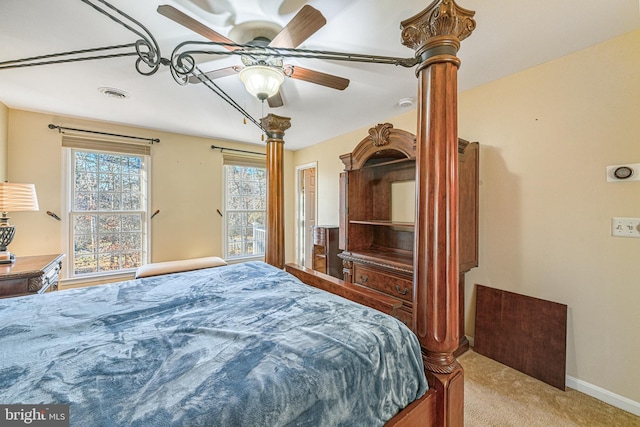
xmin=338 ymin=123 xmax=478 ymax=354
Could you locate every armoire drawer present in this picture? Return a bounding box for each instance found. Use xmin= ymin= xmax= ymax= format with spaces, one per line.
xmin=352 ymin=264 xmax=413 ymax=302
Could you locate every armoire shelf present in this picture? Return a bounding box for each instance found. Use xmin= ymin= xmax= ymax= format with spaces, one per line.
xmin=349 ymin=219 xmax=414 ymax=229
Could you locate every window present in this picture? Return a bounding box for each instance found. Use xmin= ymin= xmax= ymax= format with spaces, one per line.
xmin=223 ymin=155 xmax=266 ymax=260
xmin=63 ymin=137 xmax=150 ymax=277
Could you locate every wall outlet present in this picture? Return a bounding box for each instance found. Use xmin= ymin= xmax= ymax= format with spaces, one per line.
xmin=611 ymin=217 xmax=640 ymax=238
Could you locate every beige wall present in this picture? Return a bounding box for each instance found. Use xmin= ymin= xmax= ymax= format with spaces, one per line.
xmin=293 ymin=30 xmax=640 ymax=405
xmin=460 ymin=30 xmax=640 ymax=403
xmin=6 ymin=110 xmax=296 ymax=282
xmin=0 ymin=102 xmax=7 ymax=180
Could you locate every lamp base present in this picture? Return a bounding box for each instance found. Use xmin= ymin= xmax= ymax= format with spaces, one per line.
xmin=0 ymin=251 xmax=15 ymax=264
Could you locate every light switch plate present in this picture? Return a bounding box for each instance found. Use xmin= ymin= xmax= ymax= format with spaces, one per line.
xmin=611 ymin=217 xmax=640 ymax=238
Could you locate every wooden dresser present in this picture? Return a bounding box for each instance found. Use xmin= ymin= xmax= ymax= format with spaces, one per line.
xmin=338 ymin=123 xmax=478 ymax=354
xmin=0 ymin=254 xmax=65 ymax=299
xmin=312 ymin=226 xmax=342 ymax=279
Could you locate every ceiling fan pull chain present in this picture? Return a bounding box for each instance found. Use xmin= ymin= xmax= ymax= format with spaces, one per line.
xmin=260 ymin=100 xmax=265 ymax=141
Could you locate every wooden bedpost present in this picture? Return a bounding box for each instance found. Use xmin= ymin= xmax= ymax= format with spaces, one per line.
xmin=401 ymin=1 xmax=475 ymax=426
xmin=261 ymin=113 xmax=291 ymax=269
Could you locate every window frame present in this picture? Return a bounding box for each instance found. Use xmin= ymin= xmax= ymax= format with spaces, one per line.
xmin=62 ymin=143 xmax=151 ymax=282
xmin=222 ymin=154 xmax=267 ymax=262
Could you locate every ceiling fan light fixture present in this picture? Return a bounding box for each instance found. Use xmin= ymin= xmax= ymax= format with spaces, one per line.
xmin=239 ymin=65 xmax=285 ymax=101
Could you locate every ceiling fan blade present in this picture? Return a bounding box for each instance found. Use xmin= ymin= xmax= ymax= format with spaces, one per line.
xmin=287 ymin=66 xmax=349 ymax=90
xmin=268 ymin=92 xmax=284 ymax=108
xmin=268 ymin=5 xmax=326 ymax=49
xmin=187 ymin=66 xmax=242 ymax=84
xmin=157 ymin=5 xmax=237 ymax=50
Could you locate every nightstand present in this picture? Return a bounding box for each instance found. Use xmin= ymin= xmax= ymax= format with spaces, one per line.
xmin=0 ymin=254 xmax=65 ymax=298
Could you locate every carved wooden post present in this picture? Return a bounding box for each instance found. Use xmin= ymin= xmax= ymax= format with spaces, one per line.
xmin=401 ymin=1 xmax=475 ymax=426
xmin=261 ymin=113 xmax=291 ymax=269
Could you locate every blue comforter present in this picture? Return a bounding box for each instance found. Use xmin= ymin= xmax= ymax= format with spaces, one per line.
xmin=0 ymin=261 xmax=427 ymax=426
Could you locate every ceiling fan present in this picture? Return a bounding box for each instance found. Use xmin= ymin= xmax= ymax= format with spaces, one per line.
xmin=157 ymin=4 xmax=350 ymax=108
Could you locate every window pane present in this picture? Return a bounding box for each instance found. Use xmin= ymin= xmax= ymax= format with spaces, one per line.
xmin=98 ymin=215 xmax=120 ymax=233
xmin=123 ymin=174 xmax=141 ymax=192
xmin=74 ymin=192 xmax=94 ymax=211
xmin=99 ymin=253 xmax=121 ymax=272
xmin=75 ymin=171 xmax=97 ymax=193
xmin=250 ymin=212 xmax=265 ymax=226
xmin=122 ymin=193 xmax=141 ymax=211
xmin=73 ymin=215 xmax=95 ymax=234
xmin=75 ymin=152 xmax=98 ymax=173
xmin=99 ymin=154 xmax=121 ymax=173
xmin=123 ymin=156 xmax=142 ymax=174
xmin=98 ymin=233 xmax=119 ymax=252
xmin=121 ymin=233 xmax=141 ymax=251
xmin=122 ymin=251 xmax=141 ymax=269
xmin=122 ymin=214 xmax=141 ymax=232
xmin=74 ymin=233 xmax=96 ymax=254
xmin=98 ymin=192 xmax=120 ymax=210
xmin=74 ymin=254 xmax=97 ymax=275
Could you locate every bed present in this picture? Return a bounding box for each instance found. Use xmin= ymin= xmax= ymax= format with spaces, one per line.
xmin=0 ymin=1 xmax=475 ymax=426
xmin=0 ymin=261 xmax=427 ymax=426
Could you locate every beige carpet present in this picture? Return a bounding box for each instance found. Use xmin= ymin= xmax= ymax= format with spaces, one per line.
xmin=459 ymin=350 xmax=640 ymax=426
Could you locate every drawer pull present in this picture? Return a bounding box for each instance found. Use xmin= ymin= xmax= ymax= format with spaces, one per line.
xmin=358 ymin=274 xmax=369 ymax=284
xmin=395 ymin=285 xmax=409 ymax=295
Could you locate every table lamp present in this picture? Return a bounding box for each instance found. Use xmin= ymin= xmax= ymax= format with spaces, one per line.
xmin=0 ymin=182 xmax=39 ymax=263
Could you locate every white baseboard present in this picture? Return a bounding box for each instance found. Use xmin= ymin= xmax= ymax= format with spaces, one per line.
xmin=465 ymin=336 xmax=640 ymax=416
xmin=565 ymin=375 xmax=640 ymax=417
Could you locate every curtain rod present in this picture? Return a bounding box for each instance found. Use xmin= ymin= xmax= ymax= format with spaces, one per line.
xmin=48 ymin=124 xmax=160 ymax=144
xmin=211 ymin=145 xmax=265 ymax=156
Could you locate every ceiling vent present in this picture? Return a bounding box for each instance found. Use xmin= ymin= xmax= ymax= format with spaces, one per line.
xmin=98 ymin=87 xmax=129 ymax=99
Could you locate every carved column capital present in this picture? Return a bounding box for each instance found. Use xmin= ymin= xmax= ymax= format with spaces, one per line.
xmin=401 ymin=0 xmax=475 ymax=66
xmin=261 ymin=114 xmax=291 ymax=140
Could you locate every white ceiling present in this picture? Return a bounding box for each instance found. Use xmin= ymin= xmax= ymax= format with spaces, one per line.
xmin=1 ymin=0 xmax=639 ymax=151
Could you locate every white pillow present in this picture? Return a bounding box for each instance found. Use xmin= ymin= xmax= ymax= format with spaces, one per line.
xmin=135 ymin=256 xmax=227 ymax=279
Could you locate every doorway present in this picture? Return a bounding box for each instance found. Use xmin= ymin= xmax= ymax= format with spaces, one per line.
xmin=296 ymin=162 xmax=317 ymax=268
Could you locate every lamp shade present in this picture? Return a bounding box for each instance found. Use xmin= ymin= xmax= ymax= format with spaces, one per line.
xmin=0 ymin=182 xmax=39 ymax=213
xmin=239 ymin=65 xmax=285 ymax=101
